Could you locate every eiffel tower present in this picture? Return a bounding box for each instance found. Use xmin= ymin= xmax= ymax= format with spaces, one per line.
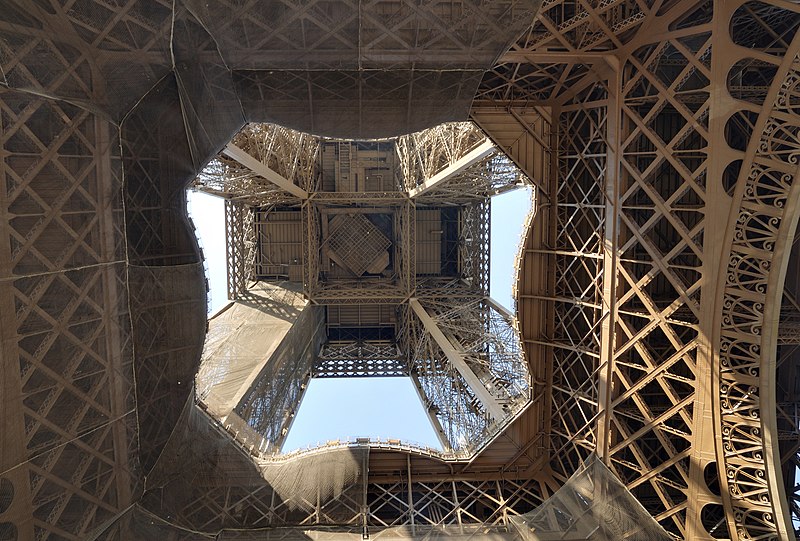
xmin=0 ymin=2 xmax=799 ymax=540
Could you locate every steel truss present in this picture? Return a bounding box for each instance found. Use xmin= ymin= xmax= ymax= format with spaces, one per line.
xmin=0 ymin=105 xmax=137 ymax=539
xmin=396 ymin=122 xmax=487 ymax=189
xmin=193 ymin=124 xmax=319 ymax=205
xmin=365 ymin=476 xmax=546 ymax=532
xmin=402 ymin=297 xmax=531 ymax=455
xmin=315 ymin=341 xmax=406 ymax=378
xmin=218 ymin=123 xmax=507 ymax=304
xmin=0 ymin=78 xmax=207 ymax=540
xmin=473 ymin=1 xmax=800 ymax=539
xmin=5 ymin=1 xmax=800 ymax=539
xmin=234 ymin=306 xmax=322 ymax=453
xmin=224 ymin=199 xmax=256 ymax=301
xmin=135 ymin=411 xmax=553 ymax=535
xmin=412 ymin=156 xmax=527 ymax=205
xmin=140 ymin=391 xmax=554 ymax=533
xmin=201 ymin=121 xmax=534 ymax=463
xmin=303 ymin=200 xmax=413 ymax=305
xmin=398 ymin=122 xmax=527 ymax=203
xmin=458 ymin=201 xmax=491 ymax=296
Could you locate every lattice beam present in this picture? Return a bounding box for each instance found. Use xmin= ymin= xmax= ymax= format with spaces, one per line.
xmin=475 ymin=1 xmax=800 ymax=539
xmin=225 ymin=200 xmax=256 ymax=301
xmin=408 ymin=140 xmax=496 ymax=198
xmin=410 ymin=298 xmax=504 ymax=421
xmin=223 ymin=143 xmax=309 ymax=200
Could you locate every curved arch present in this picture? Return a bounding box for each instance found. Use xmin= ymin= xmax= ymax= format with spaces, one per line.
xmin=758 ymin=155 xmax=800 ymax=541
xmin=713 ymin=36 xmax=800 ymax=541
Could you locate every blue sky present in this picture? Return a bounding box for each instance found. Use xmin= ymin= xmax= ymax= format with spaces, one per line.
xmin=188 ymin=186 xmax=532 ymax=452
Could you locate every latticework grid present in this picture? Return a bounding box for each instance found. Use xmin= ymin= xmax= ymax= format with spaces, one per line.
xmin=3 ymin=1 xmax=800 ymax=540
xmin=326 ymin=214 xmax=392 ymax=277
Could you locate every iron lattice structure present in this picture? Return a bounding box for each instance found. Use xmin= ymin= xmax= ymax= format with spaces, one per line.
xmin=198 ymin=121 xmax=530 ymax=457
xmin=0 ymin=1 xmax=798 ymax=541
xmin=402 ymin=297 xmax=531 ymax=452
xmin=195 ymin=124 xmax=320 ymax=205
xmin=471 ymin=1 xmax=800 ymax=539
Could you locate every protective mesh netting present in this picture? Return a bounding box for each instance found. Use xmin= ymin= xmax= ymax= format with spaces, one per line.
xmin=195 ymin=283 xmax=309 ymax=420
xmin=509 ymin=455 xmax=672 ymax=541
xmin=194 ymin=281 xmax=332 ymax=455
xmin=89 ymin=453 xmax=668 ymax=541
xmin=137 ymin=398 xmax=367 ymax=531
xmin=0 ymin=1 xmax=538 ymax=140
xmin=0 ymin=1 xmax=542 ymax=538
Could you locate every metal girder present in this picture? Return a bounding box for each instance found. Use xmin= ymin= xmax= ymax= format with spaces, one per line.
xmin=224 ymin=200 xmax=256 ymax=300
xmin=470 ymin=107 xmax=552 ymax=198
xmin=408 ymin=140 xmax=496 ymax=198
xmin=485 ymin=296 xmax=515 ymax=324
xmin=408 ymin=298 xmax=504 ymax=420
xmin=409 ymin=372 xmax=451 ymax=451
xmin=223 ymin=142 xmax=310 ymax=200
xmin=5 ymin=0 xmax=800 ymax=539
xmin=485 ymin=1 xmax=800 ymax=539
xmin=711 ymin=11 xmax=800 ymax=538
xmin=596 ymin=66 xmax=621 ymax=461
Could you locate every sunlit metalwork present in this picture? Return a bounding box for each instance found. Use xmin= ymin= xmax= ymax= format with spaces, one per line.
xmin=201 ymin=121 xmax=531 ymax=460
xmin=2 ymin=1 xmax=800 ymax=539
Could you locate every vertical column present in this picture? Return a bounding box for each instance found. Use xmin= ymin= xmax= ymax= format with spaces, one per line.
xmin=597 ymin=63 xmax=621 ymax=459
xmin=409 ymin=371 xmax=451 ymax=449
xmin=406 ymin=454 xmax=416 ymax=535
xmin=687 ymin=4 xmax=747 ymax=539
xmin=94 ymin=117 xmax=133 ymax=507
xmin=225 ymin=199 xmax=254 ymax=300
xmin=0 ymin=95 xmax=35 ymax=540
xmin=542 ymin=105 xmax=558 ymax=462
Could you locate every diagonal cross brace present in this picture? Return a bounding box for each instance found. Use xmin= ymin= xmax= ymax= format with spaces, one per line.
xmin=409 ymin=298 xmax=505 ymax=420
xmin=408 ymin=140 xmax=496 ymax=198
xmin=223 ymin=142 xmax=309 ymax=199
